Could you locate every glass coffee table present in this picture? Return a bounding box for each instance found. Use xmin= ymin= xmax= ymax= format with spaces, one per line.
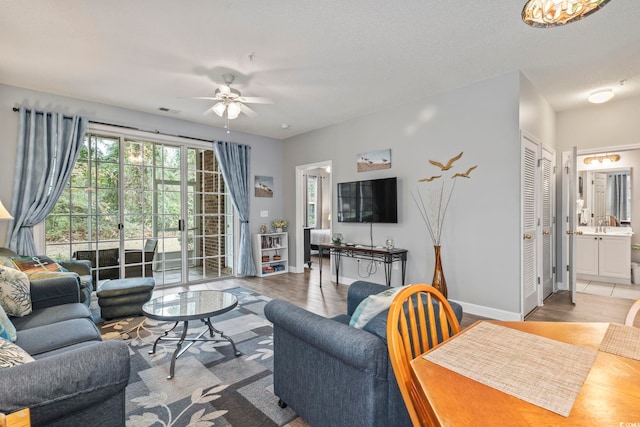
xmin=142 ymin=290 xmax=241 ymax=379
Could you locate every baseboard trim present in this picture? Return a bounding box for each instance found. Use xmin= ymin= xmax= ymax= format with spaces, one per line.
xmin=448 ymin=299 xmax=522 ymax=321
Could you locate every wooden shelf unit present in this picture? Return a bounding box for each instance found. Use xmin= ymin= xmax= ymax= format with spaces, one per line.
xmin=253 ymin=232 xmax=288 ymax=277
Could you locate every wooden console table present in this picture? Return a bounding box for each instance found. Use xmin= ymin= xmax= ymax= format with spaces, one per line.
xmin=318 ymin=243 xmax=407 ymax=287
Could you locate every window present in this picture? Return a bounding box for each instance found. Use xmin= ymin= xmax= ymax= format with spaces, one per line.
xmin=306 ymin=176 xmax=317 ymax=227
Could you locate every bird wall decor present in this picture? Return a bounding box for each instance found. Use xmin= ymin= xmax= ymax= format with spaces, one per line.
xmin=429 ymin=152 xmax=463 ymax=171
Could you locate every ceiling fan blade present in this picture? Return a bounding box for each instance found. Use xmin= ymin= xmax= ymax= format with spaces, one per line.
xmin=240 ymin=103 xmax=257 ymax=118
xmin=190 ymin=96 xmax=219 ymax=100
xmin=202 ymin=105 xmax=217 ymax=115
xmin=239 ymin=96 xmax=273 ymax=104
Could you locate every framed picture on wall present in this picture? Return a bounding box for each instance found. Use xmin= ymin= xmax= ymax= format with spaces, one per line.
xmin=255 ymin=175 xmax=274 ymax=198
xmin=357 ymin=149 xmax=391 ymax=172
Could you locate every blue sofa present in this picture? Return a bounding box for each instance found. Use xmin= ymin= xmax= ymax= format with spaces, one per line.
xmin=0 ymin=247 xmax=93 ymax=306
xmin=0 ymin=271 xmax=130 ymax=426
xmin=264 ymin=280 xmax=463 ymax=427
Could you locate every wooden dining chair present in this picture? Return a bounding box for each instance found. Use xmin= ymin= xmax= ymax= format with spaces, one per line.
xmin=386 ymin=284 xmax=461 ymax=427
xmin=625 ymin=298 xmax=640 ymax=326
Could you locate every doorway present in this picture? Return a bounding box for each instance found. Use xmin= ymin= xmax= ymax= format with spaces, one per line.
xmin=294 ymin=161 xmax=332 ymax=273
xmin=562 ymin=145 xmax=640 ymax=301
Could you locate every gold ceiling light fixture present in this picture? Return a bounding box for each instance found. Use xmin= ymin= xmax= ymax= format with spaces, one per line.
xmin=522 ymin=0 xmax=612 ymax=28
xmin=583 ymin=153 xmax=620 ymax=165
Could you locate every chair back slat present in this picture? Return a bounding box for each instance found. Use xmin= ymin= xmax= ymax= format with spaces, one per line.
xmin=625 ymin=298 xmax=640 ymax=326
xmin=387 ymin=284 xmax=461 ymax=427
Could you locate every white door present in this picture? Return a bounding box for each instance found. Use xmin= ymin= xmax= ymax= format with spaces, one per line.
xmin=540 ymin=147 xmax=556 ymax=299
xmin=522 ymin=136 xmax=539 ymax=315
xmin=564 ymin=147 xmax=578 ymax=304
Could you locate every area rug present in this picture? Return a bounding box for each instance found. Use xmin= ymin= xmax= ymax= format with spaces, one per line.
xmin=98 ymin=287 xmax=298 ymax=427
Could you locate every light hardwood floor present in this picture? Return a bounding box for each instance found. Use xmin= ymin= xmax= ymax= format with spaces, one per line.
xmin=151 ymin=255 xmax=639 ymax=427
xmin=161 ymin=255 xmax=638 ymax=326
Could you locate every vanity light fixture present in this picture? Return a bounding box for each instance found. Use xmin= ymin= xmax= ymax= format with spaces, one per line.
xmin=587 ymin=89 xmax=615 ymax=104
xmin=583 ymin=154 xmax=620 ymax=165
xmin=522 ymin=0 xmax=611 ymax=28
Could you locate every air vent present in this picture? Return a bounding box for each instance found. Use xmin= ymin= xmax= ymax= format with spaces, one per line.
xmin=158 ymin=107 xmax=171 ymax=112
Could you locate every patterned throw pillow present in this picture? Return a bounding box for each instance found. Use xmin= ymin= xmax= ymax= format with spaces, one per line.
xmin=0 ymin=339 xmax=34 ymax=368
xmin=0 ymin=304 xmax=17 ymax=342
xmin=0 ymin=265 xmax=32 ymax=317
xmin=349 ymin=287 xmax=403 ymax=329
xmin=11 ymin=255 xmax=65 ymax=273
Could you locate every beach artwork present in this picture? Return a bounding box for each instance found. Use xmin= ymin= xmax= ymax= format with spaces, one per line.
xmin=255 ymin=175 xmax=274 ymax=197
xmin=357 ymin=149 xmax=391 ymax=172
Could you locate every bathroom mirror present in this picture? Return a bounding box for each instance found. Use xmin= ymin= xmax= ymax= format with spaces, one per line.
xmin=578 ymin=168 xmax=631 ymax=226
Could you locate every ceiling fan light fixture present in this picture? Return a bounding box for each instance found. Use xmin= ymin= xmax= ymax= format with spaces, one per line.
xmin=587 ymin=89 xmax=614 ymax=104
xmin=212 ymin=102 xmax=227 ymax=117
xmin=227 ymin=102 xmax=242 ymax=120
xmin=522 ymin=0 xmax=611 ymax=28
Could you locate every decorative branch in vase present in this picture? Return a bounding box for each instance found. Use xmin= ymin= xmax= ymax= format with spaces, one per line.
xmin=411 ymin=151 xmax=477 ymax=298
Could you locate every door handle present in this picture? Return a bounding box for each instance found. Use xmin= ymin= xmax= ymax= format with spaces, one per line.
xmin=543 ymin=230 xmax=550 ymax=235
xmin=523 ymin=233 xmax=532 ymax=240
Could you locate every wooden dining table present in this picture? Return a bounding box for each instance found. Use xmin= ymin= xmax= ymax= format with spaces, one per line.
xmin=410 ymin=321 xmax=640 ymax=426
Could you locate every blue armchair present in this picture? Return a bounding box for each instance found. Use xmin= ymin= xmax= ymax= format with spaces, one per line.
xmin=264 ymin=281 xmax=463 ymax=427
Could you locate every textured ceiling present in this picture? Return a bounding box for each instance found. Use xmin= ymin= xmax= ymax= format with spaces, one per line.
xmin=1 ymin=1 xmax=639 ymax=139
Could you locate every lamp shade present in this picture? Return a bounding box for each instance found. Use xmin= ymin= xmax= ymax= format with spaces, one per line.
xmin=212 ymin=102 xmax=227 ymax=117
xmin=0 ymin=200 xmax=13 ymax=220
xmin=227 ymin=102 xmax=242 ymax=120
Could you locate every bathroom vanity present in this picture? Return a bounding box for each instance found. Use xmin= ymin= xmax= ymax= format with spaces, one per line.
xmin=576 ymin=227 xmax=633 ymax=284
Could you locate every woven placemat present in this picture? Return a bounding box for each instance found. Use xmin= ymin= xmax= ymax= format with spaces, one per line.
xmin=599 ymin=323 xmax=640 ymax=360
xmin=423 ymin=322 xmax=598 ymax=417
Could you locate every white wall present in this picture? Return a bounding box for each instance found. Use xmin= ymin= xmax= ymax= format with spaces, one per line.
xmin=558 ymin=96 xmax=640 ymax=153
xmin=0 ymin=83 xmax=283 ymax=250
xmin=283 ymin=72 xmax=525 ymax=319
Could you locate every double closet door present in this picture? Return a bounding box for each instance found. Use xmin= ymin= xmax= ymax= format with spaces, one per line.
xmin=45 ymin=127 xmax=234 ymax=287
xmin=521 ymin=133 xmax=556 ymax=316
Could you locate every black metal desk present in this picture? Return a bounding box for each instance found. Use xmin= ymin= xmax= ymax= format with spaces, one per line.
xmin=318 ymin=243 xmax=407 ymax=287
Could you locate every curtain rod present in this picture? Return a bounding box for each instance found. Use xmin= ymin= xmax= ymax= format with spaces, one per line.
xmin=12 ymin=107 xmax=215 ymax=144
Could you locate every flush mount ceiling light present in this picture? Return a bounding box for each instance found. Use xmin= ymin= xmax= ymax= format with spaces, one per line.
xmin=583 ymin=153 xmax=620 ymax=164
xmin=522 ymin=0 xmax=611 ymax=28
xmin=587 ymin=89 xmax=615 ymax=104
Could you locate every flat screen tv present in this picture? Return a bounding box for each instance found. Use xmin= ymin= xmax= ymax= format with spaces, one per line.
xmin=337 ymin=177 xmax=398 ymax=223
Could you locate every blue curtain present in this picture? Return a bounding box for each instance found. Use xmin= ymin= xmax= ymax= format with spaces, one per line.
xmin=213 ymin=141 xmax=257 ymax=276
xmin=6 ymin=107 xmax=88 ymax=255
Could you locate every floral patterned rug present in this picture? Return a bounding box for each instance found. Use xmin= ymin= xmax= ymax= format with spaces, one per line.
xmin=99 ymin=287 xmax=297 ymax=427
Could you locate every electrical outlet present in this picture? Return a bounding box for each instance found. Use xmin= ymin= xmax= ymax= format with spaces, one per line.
xmin=393 ymin=262 xmax=399 ymax=270
xmin=260 ymin=210 xmax=268 ymax=217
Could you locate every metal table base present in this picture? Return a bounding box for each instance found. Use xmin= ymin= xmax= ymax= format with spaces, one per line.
xmin=149 ymin=318 xmax=241 ymax=379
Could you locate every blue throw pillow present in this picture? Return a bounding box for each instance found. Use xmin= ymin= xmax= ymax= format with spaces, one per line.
xmin=350 ymin=286 xmax=402 ymax=329
xmin=0 ymin=304 xmax=17 ymax=342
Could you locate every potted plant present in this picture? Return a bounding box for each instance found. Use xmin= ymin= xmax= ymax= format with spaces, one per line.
xmin=272 ymin=218 xmax=288 ymax=233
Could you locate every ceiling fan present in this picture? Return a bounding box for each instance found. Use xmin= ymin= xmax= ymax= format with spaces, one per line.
xmin=193 ymin=73 xmax=272 ymax=133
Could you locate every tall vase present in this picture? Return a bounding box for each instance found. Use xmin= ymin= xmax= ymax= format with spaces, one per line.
xmin=432 ymin=245 xmax=447 ymax=298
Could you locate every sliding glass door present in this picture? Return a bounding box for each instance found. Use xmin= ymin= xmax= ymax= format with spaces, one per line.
xmin=45 ymin=128 xmax=234 ymax=288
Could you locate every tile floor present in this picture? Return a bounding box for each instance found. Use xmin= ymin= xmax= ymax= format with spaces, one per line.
xmin=577 ymin=279 xmax=640 ymax=300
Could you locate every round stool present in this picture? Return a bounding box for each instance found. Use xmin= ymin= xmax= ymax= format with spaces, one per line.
xmin=97 ymin=277 xmax=155 ymax=320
